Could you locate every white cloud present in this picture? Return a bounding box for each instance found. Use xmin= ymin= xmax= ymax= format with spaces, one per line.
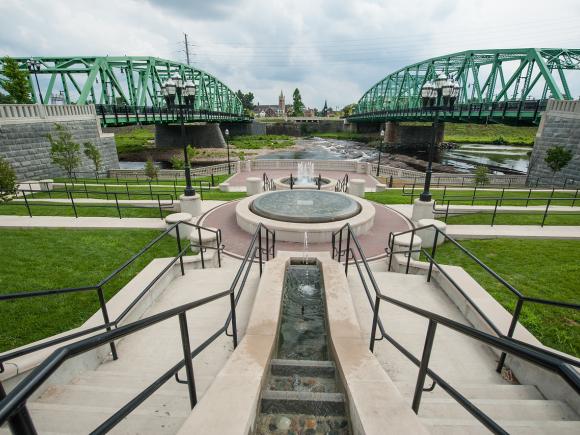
xmin=1 ymin=0 xmax=579 ymax=107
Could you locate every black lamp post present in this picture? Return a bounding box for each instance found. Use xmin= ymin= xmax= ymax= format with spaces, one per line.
xmin=376 ymin=128 xmax=385 ymax=177
xmin=418 ymin=73 xmax=460 ymax=202
xmin=26 ymin=59 xmax=43 ymax=104
xmin=163 ymin=72 xmax=197 ymax=196
xmin=224 ymin=128 xmax=231 ymax=174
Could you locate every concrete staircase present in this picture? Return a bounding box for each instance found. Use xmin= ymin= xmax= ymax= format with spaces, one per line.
xmin=1 ymin=256 xmax=259 ymax=434
xmin=347 ymin=267 xmax=580 ymax=434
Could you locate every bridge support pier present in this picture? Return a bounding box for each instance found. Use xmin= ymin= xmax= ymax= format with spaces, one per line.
xmin=384 ymin=121 xmax=445 ymax=150
xmin=155 ymin=123 xmax=226 ymax=149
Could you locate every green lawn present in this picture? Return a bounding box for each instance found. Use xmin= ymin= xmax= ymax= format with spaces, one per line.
xmin=0 ymin=202 xmax=172 ymax=218
xmin=231 ymin=134 xmax=295 ymax=149
xmin=0 ymin=228 xmax=177 ymax=352
xmin=366 ymin=189 xmax=578 ymax=206
xmin=54 ymin=174 xmax=231 ymax=186
xmin=440 ymin=213 xmax=580 ymax=226
xmin=114 ymin=127 xmax=155 ymax=154
xmin=428 ymin=239 xmax=580 ymax=357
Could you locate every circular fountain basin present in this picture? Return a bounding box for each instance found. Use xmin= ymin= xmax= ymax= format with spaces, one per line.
xmin=236 ymin=190 xmax=375 ymax=243
xmin=274 ymin=176 xmax=337 ymax=191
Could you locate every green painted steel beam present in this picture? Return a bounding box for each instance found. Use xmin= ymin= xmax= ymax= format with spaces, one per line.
xmin=0 ymin=55 xmax=244 ymax=120
xmin=353 ymin=48 xmax=580 ymax=122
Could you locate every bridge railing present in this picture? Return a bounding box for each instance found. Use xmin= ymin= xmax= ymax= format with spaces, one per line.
xmin=547 ymin=99 xmax=580 ymax=113
xmin=0 ymin=104 xmax=96 ymax=123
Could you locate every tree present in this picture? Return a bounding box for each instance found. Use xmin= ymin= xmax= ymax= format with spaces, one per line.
xmin=292 ymin=88 xmax=304 ymax=116
xmin=0 ymin=157 xmax=17 ymax=202
xmin=0 ymin=57 xmax=32 ymax=103
xmin=83 ymin=142 xmax=102 ymax=173
xmin=236 ymin=90 xmax=255 ymax=111
xmin=341 ymin=103 xmax=356 ymax=117
xmin=474 ymin=165 xmax=490 ymax=186
xmin=47 ymin=124 xmax=81 ymax=178
xmin=144 ymin=157 xmax=158 ymax=180
xmin=544 ymin=146 xmax=572 ymax=182
xmin=170 ymin=154 xmax=185 ymax=169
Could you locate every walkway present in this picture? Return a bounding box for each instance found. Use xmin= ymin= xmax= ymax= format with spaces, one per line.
xmin=447 ymin=225 xmax=580 ymax=240
xmin=226 ymin=170 xmax=380 ymax=190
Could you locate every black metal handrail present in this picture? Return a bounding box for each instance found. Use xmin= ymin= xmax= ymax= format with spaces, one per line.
xmin=332 ymin=223 xmax=580 ymax=434
xmin=387 ymin=224 xmax=580 ymax=371
xmin=0 ymin=220 xmax=222 ymax=371
xmin=11 ymin=186 xmax=175 ymax=220
xmin=0 ymin=223 xmax=274 ymax=434
xmin=262 ymin=172 xmax=277 ymax=191
xmin=334 ymin=173 xmax=349 ymax=192
xmin=434 ymin=194 xmax=580 ymax=227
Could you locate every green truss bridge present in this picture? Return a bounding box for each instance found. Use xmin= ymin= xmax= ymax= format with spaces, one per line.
xmin=5 ymin=56 xmax=250 ymax=126
xmin=350 ymin=48 xmax=580 ymax=126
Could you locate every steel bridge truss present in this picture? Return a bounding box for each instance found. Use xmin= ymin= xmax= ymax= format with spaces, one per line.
xmin=351 ymin=48 xmax=580 ymax=124
xmin=3 ymin=56 xmax=246 ymax=122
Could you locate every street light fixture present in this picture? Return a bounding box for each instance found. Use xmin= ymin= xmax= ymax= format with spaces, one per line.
xmin=163 ymin=72 xmax=196 ymax=197
xmin=418 ymin=73 xmax=460 ymax=202
xmin=376 ymin=128 xmax=385 ymax=177
xmin=26 ymin=59 xmax=43 ymax=104
xmin=224 ymin=129 xmax=231 ymax=175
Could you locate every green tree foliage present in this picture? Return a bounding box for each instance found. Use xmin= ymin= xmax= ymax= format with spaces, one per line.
xmin=47 ymin=124 xmax=81 ymax=178
xmin=83 ymin=142 xmax=102 ymax=173
xmin=545 ymin=146 xmax=572 ymax=177
xmin=0 ymin=57 xmax=32 ymax=103
xmin=186 ymin=144 xmax=199 ymax=161
xmin=0 ymin=157 xmax=17 ymax=202
xmin=292 ymin=88 xmax=304 ymax=116
xmin=341 ymin=103 xmax=356 ymax=117
xmin=144 ymin=157 xmax=158 ymax=180
xmin=170 ymin=155 xmax=185 ymax=169
xmin=474 ymin=165 xmax=490 ymax=186
xmin=236 ymin=90 xmax=255 ymax=111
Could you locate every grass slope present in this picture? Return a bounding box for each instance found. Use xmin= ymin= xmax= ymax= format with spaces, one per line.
xmin=429 ymin=239 xmax=580 ymax=357
xmin=0 ymin=229 xmax=177 ymax=352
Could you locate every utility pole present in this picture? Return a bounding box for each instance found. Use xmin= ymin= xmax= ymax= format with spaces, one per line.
xmin=184 ymin=33 xmax=191 ymax=65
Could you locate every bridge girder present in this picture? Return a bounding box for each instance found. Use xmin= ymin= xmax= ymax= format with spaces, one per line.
xmin=353 ymin=48 xmax=580 ymax=123
xmin=1 ymin=56 xmax=244 ymax=118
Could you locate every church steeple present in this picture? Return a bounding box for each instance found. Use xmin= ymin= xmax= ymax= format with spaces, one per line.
xmin=278 ymin=90 xmax=285 ymax=115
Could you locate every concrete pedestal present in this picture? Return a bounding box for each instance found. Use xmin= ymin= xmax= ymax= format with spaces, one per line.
xmin=393 ymin=233 xmax=422 ymax=260
xmin=246 ymin=177 xmax=262 ymax=196
xmin=411 ymin=198 xmax=435 ymax=221
xmin=356 ymin=162 xmax=369 ymax=174
xmin=416 ymin=219 xmax=447 ymax=249
xmin=39 ymin=179 xmax=54 ymax=191
xmin=165 ymin=212 xmax=193 ymax=239
xmin=219 ymin=182 xmax=230 ymax=192
xmin=375 ymin=183 xmax=386 ymax=192
xmin=348 ymin=179 xmax=365 ymax=198
xmin=241 ymin=161 xmax=251 ymax=172
xmin=179 ymin=194 xmax=202 ymax=217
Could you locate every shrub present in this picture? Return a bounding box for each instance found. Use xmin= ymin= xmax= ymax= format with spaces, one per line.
xmin=170 ymin=155 xmax=185 ymax=169
xmin=83 ymin=142 xmax=102 ymax=173
xmin=47 ymin=124 xmax=81 ymax=179
xmin=144 ymin=157 xmax=158 ymax=180
xmin=0 ymin=157 xmax=16 ymax=202
xmin=474 ymin=165 xmax=490 ymax=186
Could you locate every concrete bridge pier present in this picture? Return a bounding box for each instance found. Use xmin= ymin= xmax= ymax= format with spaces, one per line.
xmin=155 ymin=123 xmax=226 ymax=149
xmin=384 ymin=121 xmax=445 ymax=150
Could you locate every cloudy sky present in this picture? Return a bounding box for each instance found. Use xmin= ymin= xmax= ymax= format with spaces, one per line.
xmin=1 ymin=0 xmax=579 ymax=109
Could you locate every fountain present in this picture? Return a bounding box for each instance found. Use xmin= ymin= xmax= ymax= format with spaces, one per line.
xmin=273 ymin=161 xmax=336 ymax=191
xmin=297 ymin=161 xmax=315 ymax=184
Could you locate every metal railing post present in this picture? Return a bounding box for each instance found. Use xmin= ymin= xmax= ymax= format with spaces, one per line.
xmin=388 ymin=234 xmax=394 ymax=271
xmin=541 ymin=198 xmax=551 ymax=227
xmin=23 ymin=192 xmax=32 ymax=217
xmin=332 ymin=233 xmax=336 ymax=259
xmin=338 ymin=229 xmax=343 ymax=262
xmin=406 ymin=231 xmax=415 ymax=274
xmin=175 ymin=224 xmax=185 ymax=276
xmin=114 ymin=193 xmax=122 ymax=219
xmin=216 ymin=229 xmax=222 ymax=268
xmin=345 ymin=229 xmax=351 ymax=275
xmin=229 ymin=291 xmax=238 ymax=349
xmin=0 ymin=382 xmax=38 ymax=435
xmin=369 ymin=296 xmax=381 ymax=352
xmin=69 ymin=192 xmax=78 ymax=218
xmin=412 ymin=320 xmax=437 ymax=413
xmin=197 ymin=227 xmax=205 ymax=269
xmin=96 ymin=286 xmax=118 ymax=360
xmin=258 ymin=228 xmax=263 ymax=275
xmin=491 ymin=200 xmax=499 ymax=226
xmin=427 ymin=230 xmax=439 ymax=282
xmin=496 ymin=298 xmax=524 ymax=373
xmin=178 ymin=312 xmax=197 ymax=408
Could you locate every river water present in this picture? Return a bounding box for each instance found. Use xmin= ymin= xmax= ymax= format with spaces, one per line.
xmin=119 ymin=136 xmax=531 ymax=174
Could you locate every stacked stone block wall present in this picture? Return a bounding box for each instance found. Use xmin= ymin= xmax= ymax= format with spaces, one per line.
xmin=0 ymin=118 xmax=119 ymax=180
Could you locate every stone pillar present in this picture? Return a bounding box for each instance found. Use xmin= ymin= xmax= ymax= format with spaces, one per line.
xmin=356 ymin=162 xmax=367 ymax=174
xmin=411 ymin=198 xmax=435 ymax=221
xmin=385 ymin=121 xmax=400 ymax=145
xmin=180 ymin=194 xmax=202 ymax=217
xmin=155 ymin=124 xmax=226 ymax=149
xmin=375 ymin=183 xmax=386 ymax=192
xmin=416 ymin=219 xmax=447 ymax=249
xmin=394 ymin=233 xmax=422 ymax=260
xmin=219 ymin=182 xmax=230 ymax=192
xmin=164 ymin=212 xmax=193 ymax=239
xmin=348 ymin=179 xmax=365 ymax=197
xmin=246 ymin=177 xmax=262 ymax=196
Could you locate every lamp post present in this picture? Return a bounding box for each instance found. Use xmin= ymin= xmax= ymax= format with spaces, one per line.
xmin=163 ymin=72 xmax=197 ymax=196
xmin=224 ymin=128 xmax=231 ymax=174
xmin=26 ymin=59 xmax=43 ymax=104
xmin=418 ymin=73 xmax=460 ymax=202
xmin=376 ymin=128 xmax=385 ymax=177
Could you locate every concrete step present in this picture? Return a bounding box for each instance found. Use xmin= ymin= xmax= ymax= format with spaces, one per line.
xmin=260 ymin=390 xmax=346 ymax=416
xmin=422 ymin=418 xmax=580 ymax=435
xmin=8 ymin=401 xmax=188 ymax=434
xmin=270 ymin=359 xmax=336 ymax=378
xmin=419 ymin=398 xmax=579 ymax=421
xmin=394 ymin=382 xmax=544 ymax=400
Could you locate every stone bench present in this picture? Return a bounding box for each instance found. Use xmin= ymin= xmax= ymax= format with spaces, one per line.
xmin=246 ymin=177 xmax=262 ymax=196
xmin=347 ymin=179 xmax=365 ymax=197
xmin=392 ymin=233 xmax=422 ymax=260
xmin=219 ymin=182 xmax=230 ymax=192
xmin=189 ymin=226 xmax=219 ymax=249
xmin=416 ymin=219 xmax=447 ymax=249
xmin=375 ymin=183 xmax=386 ymax=192
xmin=164 ymin=212 xmax=193 ymax=239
